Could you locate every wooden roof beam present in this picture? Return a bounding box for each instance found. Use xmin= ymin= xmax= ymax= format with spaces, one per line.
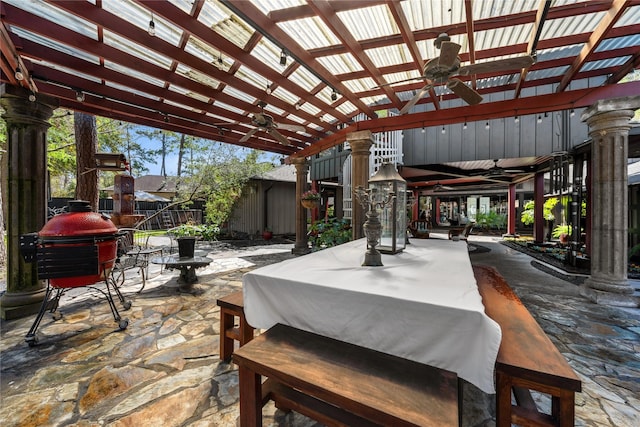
xmin=514 ymin=0 xmax=551 ymax=99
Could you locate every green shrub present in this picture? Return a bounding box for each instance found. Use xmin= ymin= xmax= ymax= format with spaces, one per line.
xmin=308 ymin=218 xmax=352 ymax=250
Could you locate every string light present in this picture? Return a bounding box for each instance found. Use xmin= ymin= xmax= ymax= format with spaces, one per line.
xmin=537 ymin=115 xmax=542 ymax=124
xmin=28 ymin=92 xmax=36 ymax=102
xmin=441 ymin=126 xmax=446 ymax=134
xmin=463 ymin=121 xmax=467 ymax=130
xmin=485 ymin=122 xmax=490 ymax=130
xmin=279 ymin=49 xmax=287 ymax=66
xmin=570 ymin=109 xmax=575 ymax=118
xmin=14 ymin=66 xmax=24 ymax=81
xmin=421 ymin=127 xmax=426 ymax=133
xmin=295 ymin=100 xmax=301 ymax=110
xmin=75 ymin=91 xmax=85 ymax=102
xmin=331 ymin=89 xmax=338 ymax=101
xmin=514 ymin=116 xmax=519 ymax=123
xmin=266 ymin=83 xmax=272 ymax=95
xmin=148 ymin=14 xmax=156 ymax=36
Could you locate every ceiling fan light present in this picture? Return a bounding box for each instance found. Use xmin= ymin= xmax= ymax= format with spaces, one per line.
xmin=14 ymin=66 xmax=24 ymax=81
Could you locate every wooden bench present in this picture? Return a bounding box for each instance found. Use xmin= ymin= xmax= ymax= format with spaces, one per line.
xmin=216 ymin=290 xmax=254 ymax=362
xmin=233 ymin=323 xmax=460 ymax=427
xmin=473 ymin=265 xmax=581 ymax=427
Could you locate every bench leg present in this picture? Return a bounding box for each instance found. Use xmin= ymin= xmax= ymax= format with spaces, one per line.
xmin=495 ymin=370 xmax=512 ymax=427
xmin=238 ymin=365 xmax=262 ymax=427
xmin=220 ymin=310 xmax=235 ymax=362
xmin=239 ymin=312 xmax=255 ymax=346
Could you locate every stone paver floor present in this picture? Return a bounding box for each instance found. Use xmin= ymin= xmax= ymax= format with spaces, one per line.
xmin=1 ymin=235 xmax=639 ymax=426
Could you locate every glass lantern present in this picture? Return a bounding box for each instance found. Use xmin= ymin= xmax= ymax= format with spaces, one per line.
xmin=368 ymin=161 xmax=407 ymax=254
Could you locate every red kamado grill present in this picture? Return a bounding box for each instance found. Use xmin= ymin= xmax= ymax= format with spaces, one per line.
xmin=21 ymin=200 xmax=130 ymax=346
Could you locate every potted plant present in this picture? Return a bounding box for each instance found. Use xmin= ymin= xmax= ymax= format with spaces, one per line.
xmin=301 ymin=189 xmax=321 ymax=209
xmin=552 ymin=224 xmax=571 ymax=245
xmin=262 ymin=227 xmax=273 ymax=241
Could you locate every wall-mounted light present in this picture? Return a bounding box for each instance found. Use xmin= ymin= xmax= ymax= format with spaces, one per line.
xmin=331 ymin=89 xmax=338 ymax=101
xmin=441 ymin=126 xmax=446 ymax=134
xmin=14 ymin=66 xmax=24 ymax=81
xmin=148 ymin=14 xmax=156 ymax=36
xmin=75 ymin=90 xmax=85 ymax=102
xmin=28 ymin=92 xmax=36 ymax=102
xmin=485 ymin=122 xmax=490 ymax=130
xmin=279 ymin=49 xmax=287 ymax=66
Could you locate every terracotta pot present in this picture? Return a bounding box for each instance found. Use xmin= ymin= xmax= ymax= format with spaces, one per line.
xmin=262 ymin=231 xmax=273 ymax=240
xmin=301 ymin=199 xmax=319 ymax=209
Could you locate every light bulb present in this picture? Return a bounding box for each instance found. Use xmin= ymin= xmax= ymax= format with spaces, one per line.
xmin=514 ymin=116 xmax=519 ymax=123
xmin=421 ymin=127 xmax=426 ymax=133
xmin=331 ymin=90 xmax=338 ymax=101
xmin=266 ymin=84 xmax=272 ymax=95
xmin=14 ymin=67 xmax=24 ymax=81
xmin=485 ymin=122 xmax=490 ymax=130
xmin=463 ymin=122 xmax=467 ymax=130
xmin=29 ymin=92 xmax=36 ymax=102
xmin=75 ymin=91 xmax=85 ymax=102
xmin=537 ymin=115 xmax=542 ymax=124
xmin=570 ymin=109 xmax=575 ymax=117
xmin=148 ymin=19 xmax=155 ymax=36
xmin=441 ymin=127 xmax=446 ymax=134
xmin=280 ymin=50 xmax=287 ymax=66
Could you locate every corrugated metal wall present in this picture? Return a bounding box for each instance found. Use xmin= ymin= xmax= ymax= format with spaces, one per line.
xmin=228 ymin=179 xmax=296 ymax=236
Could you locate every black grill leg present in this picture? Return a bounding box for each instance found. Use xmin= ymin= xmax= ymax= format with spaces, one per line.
xmin=25 ymin=283 xmax=55 ymax=346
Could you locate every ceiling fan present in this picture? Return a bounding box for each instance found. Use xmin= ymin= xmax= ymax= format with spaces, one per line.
xmin=239 ymin=101 xmax=306 ymax=146
xmin=433 ymin=182 xmax=455 ymax=191
xmin=470 ymin=159 xmax=527 ymax=177
xmin=394 ymin=33 xmax=535 ymax=114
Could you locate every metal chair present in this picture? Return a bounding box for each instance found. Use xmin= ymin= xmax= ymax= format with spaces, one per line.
xmin=111 ymin=228 xmax=163 ymax=292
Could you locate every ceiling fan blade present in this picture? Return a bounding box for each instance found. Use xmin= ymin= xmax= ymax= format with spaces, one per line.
xmin=458 ymin=55 xmax=535 ymax=76
xmin=446 ymin=79 xmax=483 ymax=105
xmin=399 ymin=83 xmax=433 ymax=115
xmin=268 ymin=129 xmax=291 ymax=146
xmin=373 ymin=75 xmax=429 ymax=89
xmin=239 ymin=128 xmax=259 ymax=142
xmin=277 ymin=123 xmax=306 ymax=132
xmin=438 ymin=41 xmax=461 ymax=69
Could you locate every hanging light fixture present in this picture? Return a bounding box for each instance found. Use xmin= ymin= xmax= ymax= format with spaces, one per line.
xmin=28 ymin=92 xmax=36 ymax=102
xmin=279 ymin=49 xmax=287 ymax=66
xmin=485 ymin=122 xmax=490 ymax=129
xmin=368 ymin=161 xmax=407 ymax=255
xmin=441 ymin=126 xmax=446 ymax=134
xmin=266 ymin=83 xmax=272 ymax=94
xmin=295 ymin=100 xmax=302 ymax=110
xmin=463 ymin=121 xmax=467 ymax=130
xmin=537 ymin=115 xmax=542 ymax=124
xmin=514 ymin=115 xmax=519 ymax=123
xmin=148 ymin=14 xmax=156 ymax=36
xmin=421 ymin=126 xmax=426 ymax=133
xmin=570 ymin=109 xmax=575 ymax=118
xmin=75 ymin=91 xmax=85 ymax=102
xmin=14 ymin=66 xmax=24 ymax=81
xmin=331 ymin=89 xmax=338 ymax=101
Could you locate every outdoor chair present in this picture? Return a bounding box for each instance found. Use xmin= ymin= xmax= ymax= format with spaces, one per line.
xmin=111 ymin=228 xmax=163 ymax=292
xmin=408 ymin=220 xmax=430 ymax=239
xmin=448 ymin=221 xmax=475 ymax=241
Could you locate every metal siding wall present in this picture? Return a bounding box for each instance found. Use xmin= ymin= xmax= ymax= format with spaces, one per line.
xmin=266 ymin=182 xmax=296 ymax=235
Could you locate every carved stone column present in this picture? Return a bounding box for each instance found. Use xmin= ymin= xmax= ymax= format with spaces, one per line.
xmin=290 ymin=157 xmax=311 ymax=255
xmin=505 ymin=183 xmax=517 ymax=237
xmin=347 ymin=131 xmax=374 ymax=240
xmin=580 ymin=96 xmax=640 ymax=307
xmin=0 ymin=85 xmax=58 ymax=320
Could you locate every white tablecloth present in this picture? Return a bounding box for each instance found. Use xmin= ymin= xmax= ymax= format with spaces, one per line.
xmin=243 ymin=238 xmax=501 ymax=393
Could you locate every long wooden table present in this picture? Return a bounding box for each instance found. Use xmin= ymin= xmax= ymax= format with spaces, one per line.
xmin=242 ymin=238 xmax=501 ymax=394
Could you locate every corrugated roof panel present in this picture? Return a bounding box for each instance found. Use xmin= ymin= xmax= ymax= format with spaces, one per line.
xmin=163 ymin=98 xmax=200 ymax=113
xmin=29 ymin=58 xmax=102 ymax=83
xmin=474 ymin=23 xmax=533 ymax=52
xmin=175 ymin=64 xmax=221 ymax=91
xmin=596 ymin=34 xmax=640 ymax=52
xmin=250 ymin=0 xmax=306 ymax=15
xmin=473 ymin=0 xmax=537 ymax=20
xmin=582 ymin=57 xmax=630 ymax=72
xmin=536 ymin=44 xmax=583 ymax=61
xmin=342 ymin=77 xmax=378 ymax=94
xmin=235 ymin=65 xmax=270 ymax=91
xmin=337 ymin=4 xmax=398 ymax=41
xmin=250 ymin=39 xmax=286 ymax=74
xmin=200 ymin=3 xmax=254 ymax=50
xmin=402 ymin=0 xmax=462 ymax=31
xmin=315 ymin=53 xmax=364 ymax=75
xmin=4 ymin=0 xmax=97 ymax=39
xmin=270 ymin=86 xmax=298 ymax=106
xmin=212 ymin=100 xmax=246 ymax=116
xmin=382 ymin=70 xmax=423 ymax=86
xmin=220 ymin=85 xmax=256 ymax=105
xmin=360 ymin=95 xmax=388 ymax=106
xmin=299 ymin=102 xmax=321 ymax=116
xmin=103 ymin=0 xmax=182 ymax=47
xmin=541 ymin=11 xmax=605 ymax=40
xmin=103 ymin=60 xmax=166 ymax=87
xmin=106 ymin=81 xmax=159 ymax=100
xmin=288 ymin=66 xmax=323 ymax=93
xmin=12 ymin=27 xmax=100 ymax=64
xmin=168 ymin=0 xmax=195 ymax=15
xmin=526 ymin=66 xmax=571 ymax=81
xmin=264 ymin=103 xmax=286 ymax=117
xmin=167 ymin=84 xmax=211 ymax=104
xmin=615 ymin=4 xmax=640 ymax=26
xmin=365 ymin=44 xmax=412 ymax=69
xmin=278 ymin=17 xmax=340 ymax=50
xmin=104 ymin=30 xmax=173 ymax=70
xmin=335 ymin=101 xmax=358 ymax=116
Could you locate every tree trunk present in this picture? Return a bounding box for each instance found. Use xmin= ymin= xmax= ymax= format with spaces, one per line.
xmin=74 ymin=112 xmax=98 ymax=210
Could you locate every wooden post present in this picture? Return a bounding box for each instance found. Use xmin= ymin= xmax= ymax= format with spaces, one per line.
xmin=291 ymin=157 xmax=310 ymax=255
xmin=347 ymin=131 xmax=373 ymax=240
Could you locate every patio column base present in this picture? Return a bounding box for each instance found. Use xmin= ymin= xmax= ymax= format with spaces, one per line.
xmin=0 ymin=287 xmax=47 ymax=320
xmin=580 ymin=280 xmax=639 ymax=308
